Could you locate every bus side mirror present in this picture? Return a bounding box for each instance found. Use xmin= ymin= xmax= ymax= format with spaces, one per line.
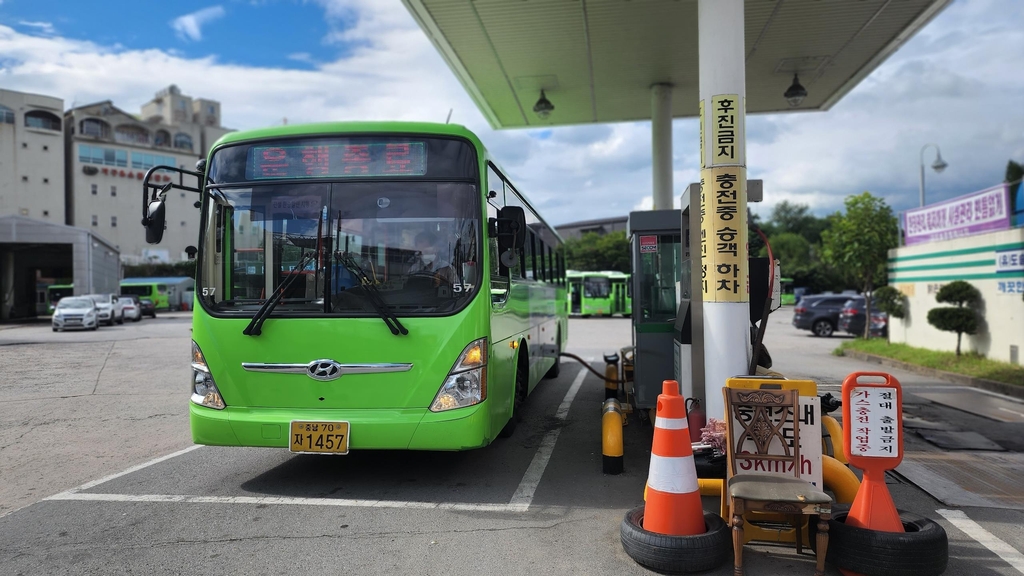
xmin=143 ymin=199 xmax=166 ymax=244
xmin=496 ymin=206 xmax=526 ymax=252
xmin=185 ymin=246 xmax=198 ymax=260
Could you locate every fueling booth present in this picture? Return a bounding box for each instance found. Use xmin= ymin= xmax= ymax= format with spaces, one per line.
xmin=626 ymin=182 xmax=768 ymax=412
xmin=626 ymin=209 xmax=684 ymax=410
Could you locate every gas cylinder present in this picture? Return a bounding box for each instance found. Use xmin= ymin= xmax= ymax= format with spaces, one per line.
xmin=685 ymin=398 xmax=706 ymax=443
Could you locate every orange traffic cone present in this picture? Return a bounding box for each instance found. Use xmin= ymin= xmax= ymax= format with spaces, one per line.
xmin=643 ymin=380 xmax=706 ymax=536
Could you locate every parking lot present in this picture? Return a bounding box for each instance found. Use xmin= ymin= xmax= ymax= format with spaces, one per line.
xmin=1 ymin=312 xmax=1023 ymax=574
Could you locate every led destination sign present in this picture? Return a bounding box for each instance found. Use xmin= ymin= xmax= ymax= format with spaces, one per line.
xmin=248 ymin=141 xmax=427 ymax=180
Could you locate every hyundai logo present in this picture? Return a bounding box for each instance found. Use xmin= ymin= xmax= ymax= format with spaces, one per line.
xmin=307 ymin=359 xmax=342 ymax=381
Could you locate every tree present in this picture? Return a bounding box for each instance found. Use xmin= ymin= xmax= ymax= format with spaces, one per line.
xmin=764 ymin=232 xmax=812 ymax=270
xmin=820 ymin=192 xmax=898 ymax=338
xmin=872 ymin=285 xmax=906 ymax=343
xmin=769 ymin=200 xmax=830 ymax=244
xmin=564 ymin=231 xmax=630 ymax=272
xmin=926 ymin=280 xmax=980 ymax=357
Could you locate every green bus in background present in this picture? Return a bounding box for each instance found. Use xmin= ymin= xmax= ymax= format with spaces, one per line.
xmin=567 ymin=271 xmax=621 ymax=316
xmin=607 ymin=271 xmax=632 ymax=317
xmin=120 ymin=281 xmax=171 ymax=310
xmin=780 ymin=277 xmax=796 ymax=306
xmin=46 ymin=284 xmax=74 ymax=314
xmin=140 ymin=122 xmax=567 ymax=454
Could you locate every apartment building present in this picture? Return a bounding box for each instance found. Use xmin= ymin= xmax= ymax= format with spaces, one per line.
xmin=65 ymin=85 xmax=231 ymax=264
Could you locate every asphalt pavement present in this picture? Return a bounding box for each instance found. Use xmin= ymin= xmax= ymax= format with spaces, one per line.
xmin=0 ymin=309 xmax=1022 ymax=575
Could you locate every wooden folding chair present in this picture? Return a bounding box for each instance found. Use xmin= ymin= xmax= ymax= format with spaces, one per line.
xmin=723 ymin=388 xmax=832 ymax=576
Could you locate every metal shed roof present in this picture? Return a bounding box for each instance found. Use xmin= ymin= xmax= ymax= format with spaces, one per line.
xmin=402 ymin=0 xmax=952 ymax=128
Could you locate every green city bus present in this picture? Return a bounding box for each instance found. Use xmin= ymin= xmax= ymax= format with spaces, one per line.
xmin=46 ymin=283 xmax=74 ymax=314
xmin=567 ymin=271 xmax=617 ymax=316
xmin=141 ymin=122 xmax=567 ymax=453
xmin=120 ymin=281 xmax=171 ymax=310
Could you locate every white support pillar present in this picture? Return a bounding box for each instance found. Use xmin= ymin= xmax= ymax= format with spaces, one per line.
xmin=698 ymin=0 xmax=750 ymax=421
xmin=651 ymin=84 xmax=674 ymax=211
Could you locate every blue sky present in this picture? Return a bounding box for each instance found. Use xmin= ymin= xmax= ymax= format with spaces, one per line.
xmin=0 ymin=1 xmax=348 ymax=69
xmin=0 ymin=0 xmax=1022 ymax=225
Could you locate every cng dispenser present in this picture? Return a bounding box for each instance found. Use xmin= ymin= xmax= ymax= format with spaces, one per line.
xmin=626 ymin=180 xmax=770 ymax=414
xmin=626 ymin=209 xmax=683 ymax=410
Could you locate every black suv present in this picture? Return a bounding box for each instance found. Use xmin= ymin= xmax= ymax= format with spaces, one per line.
xmin=838 ymin=298 xmax=888 ymax=338
xmin=792 ymin=294 xmax=863 ymax=337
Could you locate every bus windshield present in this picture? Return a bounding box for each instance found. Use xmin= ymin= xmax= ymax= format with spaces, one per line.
xmin=199 ymin=181 xmax=481 ymax=316
xmin=583 ymin=276 xmax=610 ymax=298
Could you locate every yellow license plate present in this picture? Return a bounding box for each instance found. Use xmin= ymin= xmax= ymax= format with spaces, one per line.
xmin=289 ymin=421 xmax=350 ymax=454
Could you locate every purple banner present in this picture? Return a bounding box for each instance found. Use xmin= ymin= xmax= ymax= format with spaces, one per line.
xmin=903 ymin=185 xmax=1011 ymax=246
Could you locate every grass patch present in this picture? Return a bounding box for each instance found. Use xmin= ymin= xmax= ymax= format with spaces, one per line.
xmin=836 ymin=339 xmax=1024 ymax=387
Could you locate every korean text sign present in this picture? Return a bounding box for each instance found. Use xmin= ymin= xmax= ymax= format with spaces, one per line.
xmin=842 ymin=372 xmax=903 ymax=470
xmin=903 ymin=185 xmax=1010 ymax=246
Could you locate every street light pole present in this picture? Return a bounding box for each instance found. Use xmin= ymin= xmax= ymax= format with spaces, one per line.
xmin=919 ymin=143 xmax=948 ymax=207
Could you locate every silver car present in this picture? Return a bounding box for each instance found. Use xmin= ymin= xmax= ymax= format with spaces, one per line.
xmin=52 ymin=297 xmax=99 ymax=332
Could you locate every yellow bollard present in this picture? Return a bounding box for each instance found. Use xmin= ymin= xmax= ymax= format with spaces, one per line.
xmin=602 ymin=398 xmax=624 ymax=474
xmin=603 ymin=353 xmax=619 ymax=400
xmin=821 ymin=414 xmax=847 ymax=464
xmin=822 ymin=454 xmax=860 ymax=503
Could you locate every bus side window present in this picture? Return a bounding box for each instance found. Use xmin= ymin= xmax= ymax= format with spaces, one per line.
xmin=524 ymin=231 xmax=536 ymax=280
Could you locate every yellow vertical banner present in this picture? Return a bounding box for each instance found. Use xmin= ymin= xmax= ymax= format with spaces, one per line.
xmin=709 ymin=94 xmax=740 ymax=167
xmin=700 ymin=166 xmax=748 ymax=302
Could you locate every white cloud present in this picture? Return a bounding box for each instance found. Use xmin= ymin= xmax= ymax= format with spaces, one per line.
xmin=0 ymin=0 xmax=1021 ymax=228
xmin=17 ymin=21 xmax=55 ymax=35
xmin=170 ymin=6 xmax=226 ymax=42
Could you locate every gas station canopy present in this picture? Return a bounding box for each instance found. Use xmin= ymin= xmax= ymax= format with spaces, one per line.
xmin=402 ymin=0 xmax=951 ymax=129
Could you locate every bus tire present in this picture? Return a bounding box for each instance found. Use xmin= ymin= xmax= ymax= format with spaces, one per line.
xmin=620 ymin=506 xmax=731 ymax=573
xmin=499 ymin=348 xmax=527 ymax=438
xmin=809 ymin=506 xmax=948 ymax=576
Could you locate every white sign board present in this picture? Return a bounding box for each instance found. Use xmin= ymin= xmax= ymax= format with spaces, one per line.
xmin=849 ymin=387 xmax=899 ymax=457
xmin=995 ymin=248 xmax=1024 ymax=272
xmin=732 ymin=396 xmax=823 ymax=489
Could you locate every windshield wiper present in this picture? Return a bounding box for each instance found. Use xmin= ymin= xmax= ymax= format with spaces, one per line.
xmin=336 ymin=253 xmax=408 ymax=336
xmin=243 ymin=251 xmax=316 ymax=336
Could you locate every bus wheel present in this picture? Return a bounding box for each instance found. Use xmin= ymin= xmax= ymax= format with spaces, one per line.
xmin=499 ymin=351 xmax=527 ymax=438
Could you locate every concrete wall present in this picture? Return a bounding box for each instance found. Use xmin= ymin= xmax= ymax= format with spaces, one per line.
xmin=888 ymin=227 xmax=1024 ymax=363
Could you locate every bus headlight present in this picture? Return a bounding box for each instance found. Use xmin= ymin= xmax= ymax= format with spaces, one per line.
xmin=430 ymin=338 xmax=487 ymax=412
xmin=191 ymin=341 xmax=225 ymax=410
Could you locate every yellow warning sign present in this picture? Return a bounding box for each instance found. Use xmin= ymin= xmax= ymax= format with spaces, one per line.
xmin=700 ymin=166 xmax=748 ymax=303
xmin=710 ymin=94 xmax=740 ymax=166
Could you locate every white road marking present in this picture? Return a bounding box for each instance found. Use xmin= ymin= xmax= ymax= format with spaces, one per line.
xmin=59 ymin=445 xmax=203 ymax=495
xmin=44 ymin=491 xmax=538 ymax=513
xmin=998 ymin=406 xmax=1024 ymax=419
xmin=509 ymin=366 xmax=588 ymax=508
xmin=937 ymin=508 xmax=1024 ymax=574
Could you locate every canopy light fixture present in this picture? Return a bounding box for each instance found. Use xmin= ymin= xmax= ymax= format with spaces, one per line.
xmin=784 ymin=74 xmax=808 ymax=107
xmin=533 ymin=90 xmax=554 ymax=119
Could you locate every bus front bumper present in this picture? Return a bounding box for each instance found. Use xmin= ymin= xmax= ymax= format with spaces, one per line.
xmin=189 ymin=402 xmax=492 ymax=451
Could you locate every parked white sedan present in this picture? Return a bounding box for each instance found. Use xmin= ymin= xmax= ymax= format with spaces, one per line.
xmin=119 ymin=296 xmax=142 ymax=322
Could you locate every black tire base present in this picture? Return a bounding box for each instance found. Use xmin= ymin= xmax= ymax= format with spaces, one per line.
xmin=620 ymin=505 xmax=731 ymax=574
xmin=810 ymin=507 xmax=948 ymax=576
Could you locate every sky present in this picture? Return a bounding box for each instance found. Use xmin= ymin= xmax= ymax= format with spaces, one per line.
xmin=1 ymin=0 xmax=1022 ymax=226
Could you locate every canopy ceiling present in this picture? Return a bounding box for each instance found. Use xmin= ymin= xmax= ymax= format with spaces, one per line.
xmin=402 ymin=0 xmax=952 ymax=128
